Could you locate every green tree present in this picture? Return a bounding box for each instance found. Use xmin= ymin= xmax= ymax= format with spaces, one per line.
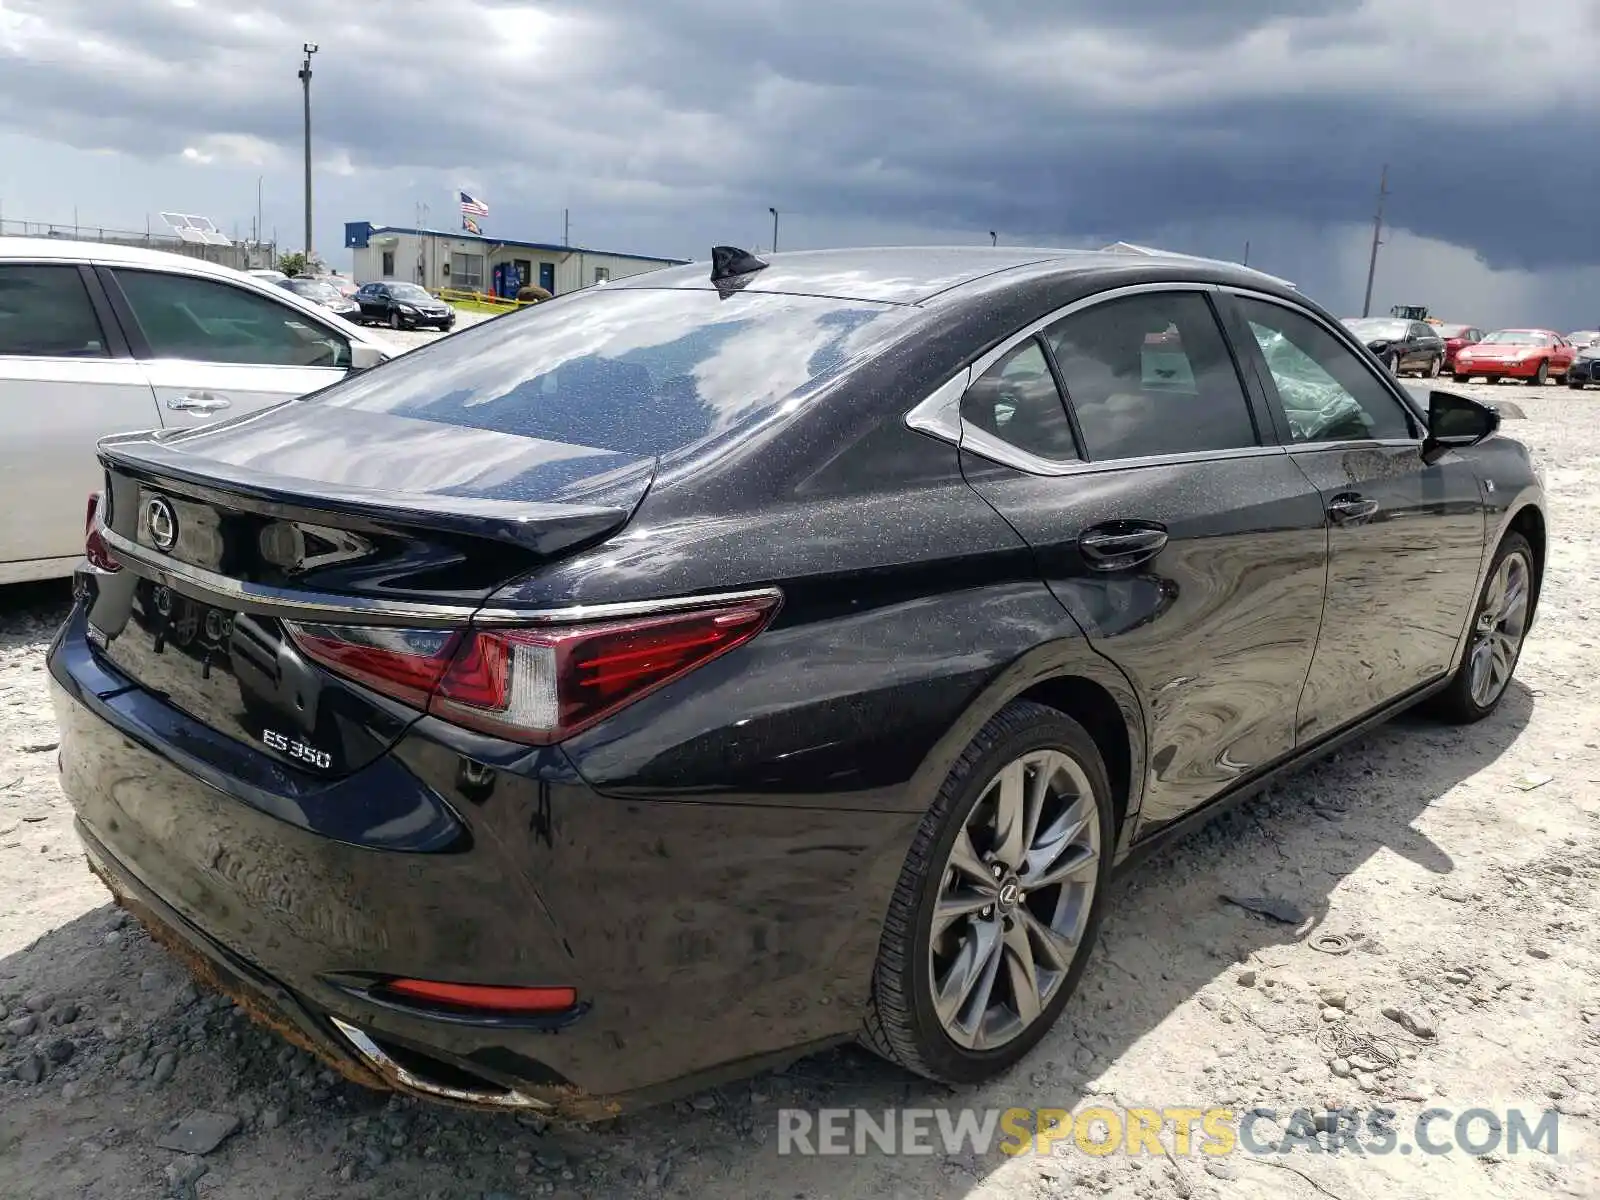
xmin=278 ymin=251 xmax=323 ymax=277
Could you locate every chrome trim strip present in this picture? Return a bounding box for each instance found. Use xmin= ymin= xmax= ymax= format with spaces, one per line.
xmin=100 ymin=523 xmax=783 ymax=628
xmin=903 ymin=369 xmax=969 ymax=443
xmin=960 ymin=430 xmax=1287 ymax=478
xmin=328 ymin=1017 xmax=552 ymax=1111
xmin=473 ymin=587 xmax=784 ymax=627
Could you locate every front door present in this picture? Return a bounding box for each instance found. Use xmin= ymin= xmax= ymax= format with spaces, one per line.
xmin=539 ymin=262 xmax=556 ymax=294
xmin=0 ymin=263 xmax=160 ymax=569
xmin=105 ymin=267 xmax=351 ymax=428
xmin=957 ymin=286 xmax=1330 ymax=833
xmin=1226 ymin=292 xmax=1488 ymax=742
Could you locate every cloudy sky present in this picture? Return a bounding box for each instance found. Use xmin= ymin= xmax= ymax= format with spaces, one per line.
xmin=1 ymin=0 xmax=1597 ymax=327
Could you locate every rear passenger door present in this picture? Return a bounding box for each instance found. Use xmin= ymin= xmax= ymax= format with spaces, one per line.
xmin=1223 ymin=291 xmax=1487 ymax=741
xmin=956 ymin=285 xmax=1330 ymax=834
xmin=0 ymin=262 xmax=160 ymax=570
xmin=101 ymin=267 xmax=352 ymax=426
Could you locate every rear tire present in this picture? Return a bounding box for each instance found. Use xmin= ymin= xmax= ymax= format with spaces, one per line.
xmin=1431 ymin=533 xmax=1535 ymax=724
xmin=389 ymin=310 xmax=403 ymax=330
xmin=1527 ymin=361 xmax=1548 ymax=386
xmin=1427 ymin=355 xmax=1443 ymax=378
xmin=863 ymin=701 xmax=1115 ymax=1085
xmin=1384 ymin=352 xmax=1400 ymax=375
xmin=1453 ymin=372 xmax=1471 ymax=384
xmin=1569 ymin=379 xmax=1586 ymax=390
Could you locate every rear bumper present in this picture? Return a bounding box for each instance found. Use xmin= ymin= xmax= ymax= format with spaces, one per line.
xmin=48 ymin=600 xmax=897 ymax=1111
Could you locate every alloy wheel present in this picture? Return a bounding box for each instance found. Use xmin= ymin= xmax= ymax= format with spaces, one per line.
xmin=929 ymin=750 xmax=1100 ymax=1051
xmin=1468 ymin=550 xmax=1531 ymax=709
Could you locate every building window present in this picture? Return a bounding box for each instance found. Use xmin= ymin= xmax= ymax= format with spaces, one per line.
xmin=593 ymin=266 xmax=611 ymax=284
xmin=381 ymin=250 xmax=395 ymax=277
xmin=450 ymin=252 xmax=485 ymax=292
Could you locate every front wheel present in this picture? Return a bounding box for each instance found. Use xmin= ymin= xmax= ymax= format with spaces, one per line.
xmin=1427 ymin=355 xmax=1443 ymax=378
xmin=1527 ymin=360 xmax=1548 ymax=386
xmin=1453 ymin=372 xmax=1472 ymax=384
xmin=1569 ymin=379 xmax=1586 ymax=390
xmin=863 ymin=701 xmax=1114 ymax=1084
xmin=1384 ymin=352 xmax=1400 ymax=376
xmin=1431 ymin=534 xmax=1535 ymax=723
xmin=389 ymin=310 xmax=403 ymax=330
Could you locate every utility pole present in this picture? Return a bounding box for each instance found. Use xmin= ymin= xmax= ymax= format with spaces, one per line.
xmin=1361 ymin=163 xmax=1388 ymax=318
xmin=564 ymin=208 xmax=570 ymax=246
xmin=990 ymin=231 xmax=997 ymax=246
xmin=298 ymin=43 xmax=318 ymax=259
xmin=256 ymin=176 xmax=263 ymax=256
xmin=769 ymin=207 xmax=779 ymax=254
xmin=1242 ymin=240 xmax=1250 ymax=267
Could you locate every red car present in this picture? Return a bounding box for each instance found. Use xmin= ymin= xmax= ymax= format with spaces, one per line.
xmin=1452 ymin=329 xmax=1576 ymax=386
xmin=1434 ymin=324 xmax=1485 ymax=370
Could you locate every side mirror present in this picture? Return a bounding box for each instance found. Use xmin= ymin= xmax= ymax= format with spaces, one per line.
xmin=348 ymin=343 xmax=389 ymax=372
xmin=1421 ymin=390 xmax=1499 ymax=465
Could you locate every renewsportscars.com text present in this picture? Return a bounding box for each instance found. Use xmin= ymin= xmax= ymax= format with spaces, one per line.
xmin=777 ymin=1105 xmax=1561 ymax=1159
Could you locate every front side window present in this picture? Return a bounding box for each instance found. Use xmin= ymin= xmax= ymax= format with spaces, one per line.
xmin=0 ymin=264 xmax=108 ymax=358
xmin=1042 ymin=291 xmax=1257 ymax=459
xmin=1238 ymin=297 xmax=1415 ymax=443
xmin=113 ymin=270 xmax=351 ymax=369
xmin=960 ymin=339 xmax=1079 ymax=461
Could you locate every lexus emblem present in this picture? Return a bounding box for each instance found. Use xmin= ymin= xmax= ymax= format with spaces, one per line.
xmin=998 ymin=881 xmax=1021 ymax=908
xmin=146 ymin=497 xmax=178 ymax=552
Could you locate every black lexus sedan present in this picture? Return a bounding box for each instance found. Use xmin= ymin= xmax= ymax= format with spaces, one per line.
xmin=1341 ymin=316 xmax=1447 ymax=376
xmin=353 ymin=281 xmax=456 ymax=330
xmin=52 ymin=245 xmax=1544 ymax=1117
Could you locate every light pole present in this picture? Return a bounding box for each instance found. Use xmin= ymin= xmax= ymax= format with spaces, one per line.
xmin=989 ymin=231 xmax=997 ymax=246
xmin=769 ymin=207 xmax=779 ymax=254
xmin=298 ymin=43 xmax=318 ymax=259
xmin=1362 ymin=164 xmax=1389 ymax=319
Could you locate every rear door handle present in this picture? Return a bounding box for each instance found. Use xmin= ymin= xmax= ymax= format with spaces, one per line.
xmin=1327 ymin=494 xmax=1379 ymax=525
xmin=1078 ymin=522 xmax=1169 ymax=571
xmin=166 ymin=392 xmax=231 ymax=413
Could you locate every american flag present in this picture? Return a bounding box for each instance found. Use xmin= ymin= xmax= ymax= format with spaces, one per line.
xmin=459 ymin=191 xmax=489 ymax=218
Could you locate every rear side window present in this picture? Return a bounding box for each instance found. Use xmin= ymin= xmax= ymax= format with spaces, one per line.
xmin=313 ymin=288 xmax=911 ymax=458
xmin=960 ymin=340 xmax=1079 ymax=461
xmin=1042 ymin=292 xmax=1258 ymax=460
xmin=113 ymin=270 xmax=351 ymax=369
xmin=0 ymin=265 xmax=109 ymax=358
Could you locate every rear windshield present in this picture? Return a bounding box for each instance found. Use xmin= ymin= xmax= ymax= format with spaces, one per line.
xmin=313 ymin=288 xmax=911 ymax=457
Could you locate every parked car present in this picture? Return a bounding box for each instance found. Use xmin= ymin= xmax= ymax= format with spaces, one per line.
xmin=1340 ymin=317 xmax=1446 ymax=376
xmin=54 ymin=246 xmax=1543 ymax=1117
xmin=1566 ymin=342 xmax=1600 ymax=389
xmin=1433 ymin=324 xmax=1485 ymax=370
xmin=276 ymin=276 xmax=363 ymax=321
xmin=0 ymin=238 xmax=394 ymax=584
xmin=1452 ymin=329 xmax=1576 ymax=385
xmin=353 ymin=281 xmax=456 ymax=330
xmin=1565 ymin=330 xmax=1599 ymax=349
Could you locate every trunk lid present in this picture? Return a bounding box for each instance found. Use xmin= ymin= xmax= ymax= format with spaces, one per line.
xmin=88 ymin=403 xmax=655 ymax=777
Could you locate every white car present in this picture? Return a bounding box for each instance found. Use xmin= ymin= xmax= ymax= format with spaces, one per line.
xmin=0 ymin=238 xmax=396 ymax=584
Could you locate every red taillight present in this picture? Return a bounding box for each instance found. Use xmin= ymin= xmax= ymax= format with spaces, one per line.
xmin=284 ymin=624 xmax=459 ymax=709
xmin=382 ymin=979 xmax=577 ymax=1013
xmin=285 ymin=593 xmax=779 ymax=744
xmin=85 ymin=493 xmax=120 ymax=572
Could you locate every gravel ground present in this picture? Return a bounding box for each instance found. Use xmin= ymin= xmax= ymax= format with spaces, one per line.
xmin=1 ymin=380 xmax=1597 ymax=1199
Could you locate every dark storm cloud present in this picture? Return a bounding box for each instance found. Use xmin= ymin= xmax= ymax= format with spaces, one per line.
xmin=2 ymin=0 xmax=1596 ymax=271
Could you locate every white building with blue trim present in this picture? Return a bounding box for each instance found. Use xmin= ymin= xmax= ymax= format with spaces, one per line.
xmin=343 ymin=222 xmax=688 ymax=297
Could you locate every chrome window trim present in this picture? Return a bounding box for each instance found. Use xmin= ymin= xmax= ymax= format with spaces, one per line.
xmin=99 ymin=524 xmax=780 ymax=628
xmin=1219 ymin=285 xmax=1425 ymax=444
xmin=903 ymin=280 xmax=1269 ymax=475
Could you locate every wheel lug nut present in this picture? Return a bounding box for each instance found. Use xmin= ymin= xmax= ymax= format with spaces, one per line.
xmin=992 ymin=864 xmax=1005 ymax=878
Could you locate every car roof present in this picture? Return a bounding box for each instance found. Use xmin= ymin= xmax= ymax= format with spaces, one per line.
xmin=610 ymin=245 xmax=1291 ymax=306
xmin=1 ymin=236 xmax=270 ymax=286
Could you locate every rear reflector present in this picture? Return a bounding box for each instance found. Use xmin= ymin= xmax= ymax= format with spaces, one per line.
xmin=284 ymin=593 xmax=780 ymax=744
xmin=382 ymin=979 xmax=578 ymax=1013
xmin=85 ymin=493 xmax=120 ymax=573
